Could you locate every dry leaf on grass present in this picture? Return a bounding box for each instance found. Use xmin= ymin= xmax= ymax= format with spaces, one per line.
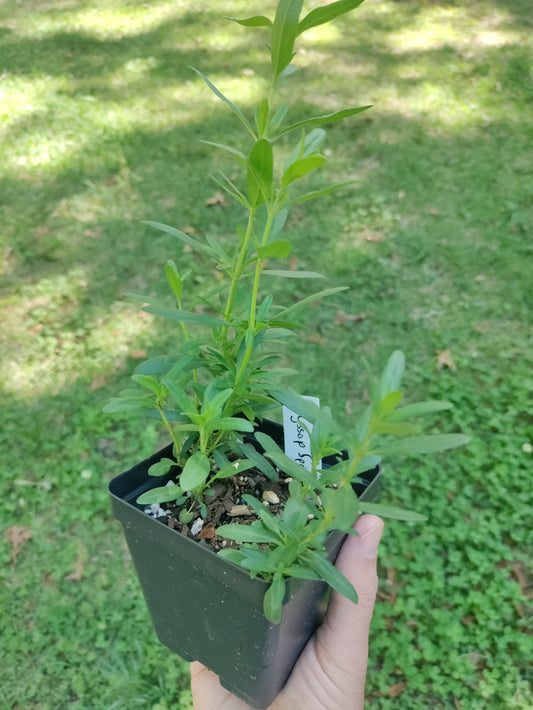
xmin=304 ymin=334 xmax=326 ymax=346
xmin=335 ymin=310 xmax=366 ymax=326
xmin=65 ymin=541 xmax=87 ymax=582
xmin=205 ymin=191 xmax=228 ymax=207
xmin=4 ymin=525 xmax=32 ymax=565
xmin=436 ymin=349 xmax=457 ymax=371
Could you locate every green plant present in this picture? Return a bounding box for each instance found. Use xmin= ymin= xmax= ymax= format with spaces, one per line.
xmin=104 ymin=0 xmax=468 ymax=623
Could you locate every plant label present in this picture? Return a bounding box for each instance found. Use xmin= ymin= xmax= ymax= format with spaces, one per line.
xmin=282 ymin=396 xmax=321 ymax=472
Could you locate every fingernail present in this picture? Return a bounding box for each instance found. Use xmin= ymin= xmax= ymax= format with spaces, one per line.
xmin=360 ymin=523 xmax=383 ymax=559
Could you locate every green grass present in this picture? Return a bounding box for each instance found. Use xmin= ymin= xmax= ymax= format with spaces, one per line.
xmin=1 ymin=0 xmax=532 ymax=708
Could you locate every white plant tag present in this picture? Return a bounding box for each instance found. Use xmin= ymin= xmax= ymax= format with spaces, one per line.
xmin=282 ymin=396 xmax=321 ymax=473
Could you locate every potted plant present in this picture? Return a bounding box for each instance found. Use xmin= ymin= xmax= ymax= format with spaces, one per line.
xmin=105 ymin=1 xmax=468 ymax=707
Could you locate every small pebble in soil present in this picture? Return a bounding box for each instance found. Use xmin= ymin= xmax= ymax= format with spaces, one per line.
xmin=190 ymin=518 xmax=204 ymax=537
xmin=262 ymin=490 xmax=280 ymax=505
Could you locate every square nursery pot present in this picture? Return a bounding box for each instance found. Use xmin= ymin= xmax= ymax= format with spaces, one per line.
xmin=109 ymin=420 xmax=381 ymax=709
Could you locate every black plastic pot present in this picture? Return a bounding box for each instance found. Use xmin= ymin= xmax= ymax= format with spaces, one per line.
xmin=109 ymin=421 xmax=381 ymax=709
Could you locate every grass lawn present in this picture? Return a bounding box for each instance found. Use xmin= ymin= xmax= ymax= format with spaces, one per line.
xmin=1 ymin=0 xmax=532 ymax=708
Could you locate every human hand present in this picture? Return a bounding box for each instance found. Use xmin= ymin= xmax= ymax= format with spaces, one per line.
xmin=190 ymin=514 xmax=384 ymax=710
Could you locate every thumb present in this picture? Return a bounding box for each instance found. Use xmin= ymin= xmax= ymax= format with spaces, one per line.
xmin=314 ymin=514 xmax=384 ymax=690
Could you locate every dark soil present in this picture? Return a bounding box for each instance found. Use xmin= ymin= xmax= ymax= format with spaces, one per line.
xmin=158 ymin=471 xmax=290 ymax=553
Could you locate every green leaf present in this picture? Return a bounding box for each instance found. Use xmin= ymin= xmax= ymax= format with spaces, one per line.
xmin=213 ymin=459 xmax=256 ymax=480
xmin=282 ymin=155 xmax=326 ymax=187
xmin=180 ymin=452 xmax=210 ymax=492
xmin=131 ymin=374 xmax=161 ymax=395
xmin=190 ymin=67 xmax=255 ymax=137
xmin=271 ymin=0 xmax=304 ymax=79
xmin=275 ymin=106 xmax=372 ymax=137
xmin=164 ymin=260 xmax=183 ymax=302
xmin=143 ymin=220 xmax=215 ymax=257
xmin=358 ymin=502 xmax=428 ymax=522
xmin=238 ymin=443 xmax=278 ymax=481
xmin=162 ymin=379 xmax=196 ymax=415
xmin=282 ymin=497 xmax=310 ymax=529
xmin=298 ymin=0 xmax=366 ymax=35
xmin=307 ymin=551 xmax=358 ymax=603
xmin=375 ymin=434 xmax=470 ymax=456
xmin=321 ymin=485 xmax=358 ymax=531
xmin=141 ymin=305 xmax=229 ymax=328
xmin=137 ymin=484 xmax=183 ymax=505
xmin=256 ymin=98 xmax=270 ymax=136
xmin=277 ymin=286 xmax=348 ymax=318
xmin=270 ymin=103 xmax=288 ymax=132
xmin=284 ymin=564 xmax=321 ymax=580
xmin=257 ymin=240 xmax=292 ymax=259
xmin=380 ymin=350 xmax=405 ymax=398
xmin=228 ymin=15 xmax=273 ymax=28
xmin=216 ymin=522 xmax=280 ymax=544
xmin=200 ymin=140 xmax=246 ymax=162
xmin=262 ymin=269 xmax=325 ymax=279
xmin=148 ymin=458 xmax=176 ymax=476
xmin=263 ymin=572 xmax=286 ymax=623
xmin=217 ymin=548 xmax=246 ymax=565
xmin=378 ymin=390 xmax=403 ymax=415
xmin=247 ymin=138 xmax=274 ymax=207
xmin=241 ymin=556 xmax=278 ymax=573
xmin=207 ymin=417 xmax=255 ymax=433
xmin=387 ymin=400 xmax=454 ymax=421
xmin=290 ymin=180 xmax=355 ymax=205
xmin=268 ymin=387 xmax=321 ymax=423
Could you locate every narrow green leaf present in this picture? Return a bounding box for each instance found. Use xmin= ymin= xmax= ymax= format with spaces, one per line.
xmin=143 ymin=220 xmax=215 ymax=257
xmin=271 ymin=0 xmax=304 ymax=79
xmin=207 ymin=417 xmax=255 ymax=433
xmin=375 ymin=434 xmax=470 ymax=456
xmin=262 ymin=269 xmax=325 ymax=279
xmin=148 ymin=458 xmax=176 ymax=476
xmin=238 ymin=443 xmax=278 ymax=481
xmin=247 ymin=138 xmax=274 ymax=207
xmin=165 ymin=261 xmax=182 ymax=302
xmin=321 ymin=485 xmax=358 ymax=531
xmin=217 ymin=548 xmax=246 ymax=565
xmin=380 ymin=350 xmax=405 ymax=397
xmin=257 ymin=240 xmax=292 ymax=259
xmin=216 ymin=523 xmax=280 ymax=544
xmin=256 ymin=98 xmax=270 ymax=136
xmin=275 ymin=106 xmax=372 ymax=137
xmin=141 ymin=306 xmax=229 ymax=328
xmin=200 ymin=140 xmax=246 ymax=162
xmin=388 ymin=400 xmax=454 ymax=421
xmin=227 ymin=15 xmax=273 ymax=28
xmin=131 ymin=374 xmax=161 ymax=395
xmin=137 ymin=484 xmax=183 ymax=505
xmin=282 ymin=155 xmax=326 ymax=187
xmin=213 ymin=460 xmax=256 ymax=480
xmin=268 ymin=387 xmax=321 ymax=424
xmin=290 ymin=180 xmax=356 ymax=205
xmin=270 ymin=103 xmax=289 ymax=132
xmin=190 ymin=67 xmax=255 ymax=137
xmin=241 ymin=556 xmax=278 ymax=572
xmin=378 ymin=390 xmax=403 ymax=415
xmin=284 ymin=564 xmax=321 ymax=580
xmin=277 ymin=286 xmax=348 ymax=318
xmin=264 ymin=572 xmax=286 ymax=623
xmin=358 ymin=502 xmax=428 ymax=522
xmin=180 ymin=452 xmax=210 ymax=491
xmin=162 ymin=379 xmax=196 ymax=414
xmin=298 ymin=0 xmax=366 ymax=35
xmin=307 ymin=551 xmax=358 ymax=603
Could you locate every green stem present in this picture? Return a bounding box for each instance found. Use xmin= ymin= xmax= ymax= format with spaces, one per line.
xmin=222 ymin=207 xmax=257 ymax=336
xmin=233 ymin=206 xmax=275 ymax=389
xmin=157 ymin=402 xmax=182 ymax=461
